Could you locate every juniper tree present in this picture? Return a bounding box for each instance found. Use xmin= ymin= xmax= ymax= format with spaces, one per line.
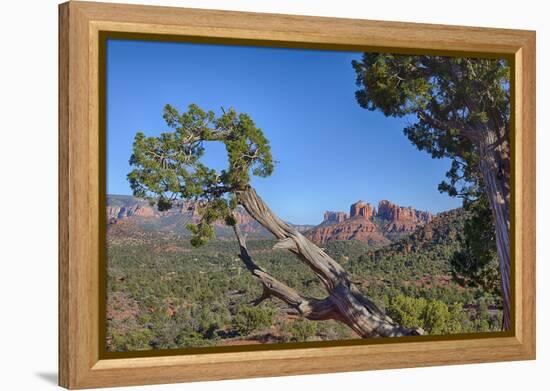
xmin=128 ymin=103 xmax=422 ymax=338
xmin=352 ymin=54 xmax=511 ymax=329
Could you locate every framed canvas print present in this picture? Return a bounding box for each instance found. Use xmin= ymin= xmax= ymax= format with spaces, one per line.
xmin=58 ymin=1 xmax=536 ymax=389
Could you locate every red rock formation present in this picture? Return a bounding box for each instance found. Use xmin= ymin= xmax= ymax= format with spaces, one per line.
xmin=107 ymin=203 xmax=156 ymax=219
xmin=305 ymin=219 xmax=389 ymax=245
xmin=322 ymin=211 xmax=348 ymax=225
xmin=350 ymin=201 xmax=375 ymax=219
xmin=415 ymin=210 xmax=433 ymax=224
xmin=107 ymin=195 xmax=433 ymax=243
xmin=132 ymin=204 xmax=156 ymax=217
xmin=377 ymin=200 xmax=432 ymax=233
xmin=233 ymin=210 xmax=261 ymax=233
xmin=377 ymin=200 xmax=400 ymax=221
xmin=106 ymin=196 xmax=285 ymax=237
xmin=306 ymin=199 xmax=433 ymax=244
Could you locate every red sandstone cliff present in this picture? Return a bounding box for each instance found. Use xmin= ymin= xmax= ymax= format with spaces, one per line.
xmin=306 ymin=218 xmax=390 ymax=245
xmin=377 ymin=200 xmax=433 ymax=233
xmin=305 ymin=199 xmax=433 ymax=244
xmin=322 ymin=211 xmax=349 ymax=225
xmin=106 ymin=195 xmax=311 ymax=238
xmin=350 ymin=200 xmax=375 ymax=219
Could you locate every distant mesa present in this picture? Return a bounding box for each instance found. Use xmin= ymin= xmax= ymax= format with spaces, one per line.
xmin=106 ymin=195 xmax=434 ymax=245
xmin=350 ymin=200 xmax=375 ymax=219
xmin=377 ymin=199 xmax=433 ymax=233
xmin=322 ymin=211 xmax=348 ymax=225
xmin=306 ymin=217 xmax=388 ymax=246
xmin=106 ymin=195 xmax=311 ymax=239
xmin=304 ymin=199 xmax=433 ymax=245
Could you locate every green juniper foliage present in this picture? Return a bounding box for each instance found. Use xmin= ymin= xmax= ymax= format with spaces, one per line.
xmin=128 ymin=104 xmax=274 ymax=246
xmin=232 ymin=305 xmax=276 ymax=336
xmin=451 ymin=196 xmax=501 ymax=295
xmin=352 ymin=54 xmax=509 ymax=297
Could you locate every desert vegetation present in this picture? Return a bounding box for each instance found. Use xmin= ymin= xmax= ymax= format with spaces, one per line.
xmin=106 ymin=208 xmax=502 ymax=351
xmin=106 ymin=53 xmax=509 ymax=350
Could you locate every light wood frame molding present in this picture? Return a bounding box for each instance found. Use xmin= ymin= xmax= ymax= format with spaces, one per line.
xmin=58 ymin=1 xmax=536 ymax=389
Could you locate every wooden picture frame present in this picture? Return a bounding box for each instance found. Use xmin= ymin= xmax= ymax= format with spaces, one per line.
xmin=59 ymin=1 xmax=536 ymax=389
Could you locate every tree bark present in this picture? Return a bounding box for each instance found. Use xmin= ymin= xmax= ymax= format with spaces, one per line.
xmin=232 ymin=223 xmax=345 ymax=322
xmin=478 ymin=130 xmax=511 ymax=330
xmin=234 ymin=186 xmax=422 ymax=338
xmin=439 ymin=59 xmax=511 ymax=329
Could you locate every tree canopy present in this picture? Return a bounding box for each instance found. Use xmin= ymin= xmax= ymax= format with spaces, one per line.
xmin=352 ymin=53 xmax=511 ymax=328
xmin=352 ymin=54 xmax=509 ymax=199
xmin=128 ymin=104 xmax=273 ymax=246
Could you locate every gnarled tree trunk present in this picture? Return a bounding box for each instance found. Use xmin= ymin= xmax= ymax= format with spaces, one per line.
xmin=234 ymin=186 xmax=422 ymax=338
xmin=478 ymin=129 xmax=511 ymax=330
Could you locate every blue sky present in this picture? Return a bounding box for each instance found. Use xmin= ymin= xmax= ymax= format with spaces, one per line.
xmin=106 ymin=39 xmax=461 ymax=225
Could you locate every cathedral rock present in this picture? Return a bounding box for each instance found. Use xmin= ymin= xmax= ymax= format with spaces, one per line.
xmin=305 ymin=199 xmax=433 ymax=244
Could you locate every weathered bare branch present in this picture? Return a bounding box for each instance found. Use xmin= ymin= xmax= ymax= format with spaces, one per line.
xmin=231 ymin=222 xmax=341 ymax=321
xmin=273 ymin=238 xmax=298 ymax=251
xmin=234 ymin=186 xmax=423 ymax=338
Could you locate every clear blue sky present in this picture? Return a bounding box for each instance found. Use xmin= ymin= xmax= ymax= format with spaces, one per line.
xmin=106 ymin=39 xmax=461 ymax=225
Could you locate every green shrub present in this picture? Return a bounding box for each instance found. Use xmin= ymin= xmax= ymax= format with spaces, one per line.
xmin=282 ymin=319 xmax=318 ymax=342
xmin=387 ymin=294 xmax=466 ymax=335
xmin=386 ymin=295 xmax=427 ymax=330
xmin=232 ymin=305 xmax=275 ymax=336
xmin=110 ymin=328 xmax=154 ymax=351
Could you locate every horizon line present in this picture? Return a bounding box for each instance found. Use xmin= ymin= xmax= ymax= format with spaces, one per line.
xmin=106 ymin=192 xmax=461 ymax=225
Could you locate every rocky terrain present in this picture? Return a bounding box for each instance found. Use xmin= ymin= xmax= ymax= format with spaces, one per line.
xmin=107 ymin=195 xmax=311 ymax=239
xmin=304 ymin=200 xmax=433 ymax=245
xmin=107 ymin=195 xmax=433 ymax=245
xmin=108 ymin=195 xmax=263 ymax=238
xmin=106 ymin=202 xmax=502 ymax=352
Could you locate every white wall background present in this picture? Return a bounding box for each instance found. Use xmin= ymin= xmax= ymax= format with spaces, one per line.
xmin=0 ymin=0 xmax=547 ymax=389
